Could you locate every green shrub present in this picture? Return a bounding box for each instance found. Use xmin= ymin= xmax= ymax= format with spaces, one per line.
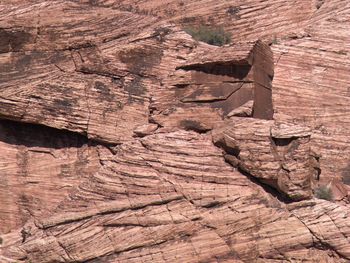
xmin=314 ymin=185 xmax=333 ymax=201
xmin=184 ymin=25 xmax=232 ymax=46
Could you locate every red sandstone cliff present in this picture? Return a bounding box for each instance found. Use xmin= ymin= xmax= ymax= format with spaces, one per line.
xmin=0 ymin=1 xmax=350 ymax=262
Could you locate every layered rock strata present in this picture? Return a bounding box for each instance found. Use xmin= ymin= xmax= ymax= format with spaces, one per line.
xmin=1 ymin=0 xmax=350 ymax=262
xmin=1 ymin=131 xmax=350 ymax=262
xmin=213 ymin=118 xmax=319 ymax=200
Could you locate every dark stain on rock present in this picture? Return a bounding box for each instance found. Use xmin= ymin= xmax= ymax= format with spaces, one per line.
xmin=94 ymin=81 xmax=109 ymax=93
xmin=94 ymin=81 xmax=115 ymax=102
xmin=36 ymin=83 xmax=76 ymax=116
xmin=118 ymin=46 xmax=162 ymax=102
xmin=38 ymin=83 xmax=73 ymax=95
xmin=123 ymin=75 xmax=146 ymax=103
xmin=16 ymin=146 xmax=29 ymax=177
xmin=181 ymin=17 xmax=196 ymax=23
xmin=14 ymin=54 xmax=32 ymax=71
xmin=180 ymin=119 xmax=211 ymax=133
xmin=153 ymin=27 xmax=171 ymax=42
xmin=49 ymin=52 xmax=68 ymax=65
xmin=227 ymin=6 xmax=241 ymax=19
xmin=11 ymin=51 xmax=56 ymax=72
xmin=119 ymin=45 xmax=163 ymax=74
xmin=342 ymin=163 xmax=350 ymax=185
xmin=67 ymin=42 xmax=96 ymax=51
xmin=93 ymin=81 xmax=125 ymax=112
xmin=94 ymin=81 xmax=124 ymax=110
xmin=0 ymin=28 xmax=32 ymax=53
xmin=53 ymin=98 xmax=73 ymax=109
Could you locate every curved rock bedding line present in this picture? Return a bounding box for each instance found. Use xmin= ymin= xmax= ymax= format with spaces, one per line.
xmin=1 ymin=131 xmax=350 ymax=262
xmin=0 ymin=120 xmax=101 ymax=234
xmin=1 ymin=0 xmax=350 ymax=262
xmin=0 ymin=12 xmax=274 ymax=144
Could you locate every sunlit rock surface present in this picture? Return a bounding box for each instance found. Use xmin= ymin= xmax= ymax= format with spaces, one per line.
xmin=1 ymin=1 xmax=350 ymax=262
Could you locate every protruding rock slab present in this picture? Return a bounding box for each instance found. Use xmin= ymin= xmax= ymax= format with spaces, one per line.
xmin=151 ymin=41 xmax=274 ymax=133
xmin=176 ymin=40 xmax=274 ymax=118
xmin=212 ymin=118 xmax=319 ymax=200
xmin=133 ymin=123 xmax=158 ymax=137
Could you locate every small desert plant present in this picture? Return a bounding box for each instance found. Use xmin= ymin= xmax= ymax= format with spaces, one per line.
xmin=271 ymin=35 xmax=278 ymax=45
xmin=314 ymin=185 xmax=333 ymax=201
xmin=184 ymin=25 xmax=231 ymax=46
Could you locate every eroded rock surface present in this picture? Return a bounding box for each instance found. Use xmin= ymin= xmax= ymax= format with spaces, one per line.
xmin=1 ymin=131 xmax=350 ymax=263
xmin=1 ymin=0 xmax=350 ymax=262
xmin=213 ymin=118 xmax=319 ymax=200
xmin=0 ymin=120 xmax=100 ymax=234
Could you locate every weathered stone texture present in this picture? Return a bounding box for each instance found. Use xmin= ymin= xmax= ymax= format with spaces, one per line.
xmin=1 ymin=0 xmax=350 ymax=262
xmin=212 ymin=118 xmax=318 ymax=200
xmin=1 ymin=131 xmax=350 ymax=262
xmin=0 ymin=120 xmax=100 ymax=234
xmin=111 ymin=0 xmax=317 ymax=42
xmin=272 ymin=0 xmax=350 ymax=185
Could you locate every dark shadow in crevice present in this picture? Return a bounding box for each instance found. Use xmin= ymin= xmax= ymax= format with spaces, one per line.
xmin=235 ymin=166 xmax=294 ymax=204
xmin=179 ymin=119 xmax=211 ymax=134
xmin=213 ymin=140 xmax=240 ymax=157
xmin=177 ymin=63 xmax=251 ymax=80
xmin=342 ymin=163 xmax=350 ymax=185
xmin=271 ymin=137 xmax=296 ymax=147
xmin=0 ymin=119 xmax=95 ymax=149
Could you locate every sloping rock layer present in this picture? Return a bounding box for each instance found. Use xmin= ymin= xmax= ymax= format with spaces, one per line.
xmin=1 ymin=0 xmax=350 ymax=262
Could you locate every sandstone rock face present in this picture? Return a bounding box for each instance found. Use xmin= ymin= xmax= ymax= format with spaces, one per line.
xmin=0 ymin=1 xmax=158 ymax=143
xmin=272 ymin=0 xmax=350 ymax=185
xmin=151 ymin=41 xmax=274 ymax=132
xmin=2 ymin=131 xmax=350 ymax=263
xmin=0 ymin=120 xmax=100 ymax=234
xmin=213 ymin=118 xmax=318 ymax=200
xmin=110 ymin=0 xmax=350 ymax=190
xmin=1 ymin=0 xmax=350 ymax=262
xmin=109 ymin=0 xmax=318 ymax=42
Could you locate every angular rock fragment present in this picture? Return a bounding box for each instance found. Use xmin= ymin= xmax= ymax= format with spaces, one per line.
xmin=227 ymin=100 xmax=254 ymax=117
xmin=150 ymin=40 xmax=274 ymax=134
xmin=175 ymin=40 xmax=274 ymax=117
xmin=213 ymin=118 xmax=319 ymax=200
xmin=133 ymin=123 xmax=158 ymax=137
